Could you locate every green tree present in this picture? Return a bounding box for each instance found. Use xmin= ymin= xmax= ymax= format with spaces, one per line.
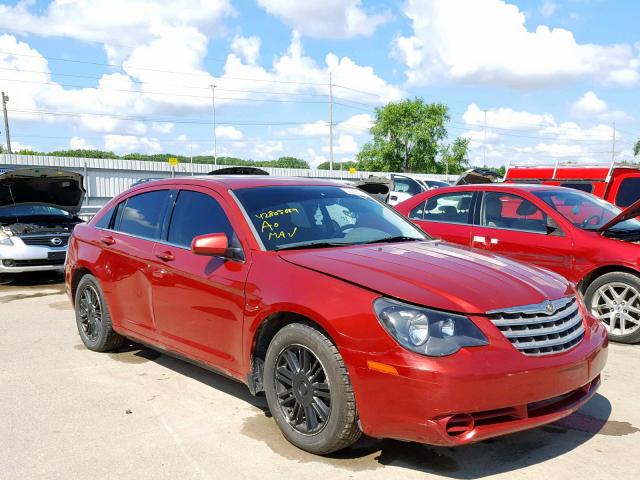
xmin=439 ymin=137 xmax=470 ymax=174
xmin=269 ymin=156 xmax=309 ymax=168
xmin=317 ymin=160 xmax=358 ymax=170
xmin=634 ymin=139 xmax=640 ymax=157
xmin=356 ymin=99 xmax=449 ymax=173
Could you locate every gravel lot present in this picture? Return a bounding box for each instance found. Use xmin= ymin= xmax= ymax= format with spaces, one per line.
xmin=1 ymin=272 xmax=639 ymax=480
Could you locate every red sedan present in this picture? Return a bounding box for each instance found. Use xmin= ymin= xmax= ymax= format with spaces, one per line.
xmin=66 ymin=177 xmax=607 ymax=454
xmin=396 ymin=184 xmax=640 ymax=343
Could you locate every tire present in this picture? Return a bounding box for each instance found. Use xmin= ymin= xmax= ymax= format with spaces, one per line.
xmin=263 ymin=323 xmax=361 ymax=455
xmin=584 ymin=271 xmax=640 ymax=344
xmin=74 ymin=274 xmax=125 ymax=352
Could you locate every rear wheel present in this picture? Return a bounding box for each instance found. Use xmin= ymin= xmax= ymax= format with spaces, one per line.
xmin=585 ymin=271 xmax=640 ymax=344
xmin=263 ymin=323 xmax=361 ymax=454
xmin=74 ymin=274 xmax=125 ymax=352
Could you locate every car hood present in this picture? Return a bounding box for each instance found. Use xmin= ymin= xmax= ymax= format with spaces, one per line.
xmin=0 ymin=167 xmax=85 ymax=214
xmin=278 ymin=241 xmax=571 ymax=314
xmin=599 ymin=197 xmax=640 ymax=232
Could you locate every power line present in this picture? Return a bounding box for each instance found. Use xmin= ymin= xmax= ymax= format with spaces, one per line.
xmin=9 ymin=108 xmax=327 ymax=126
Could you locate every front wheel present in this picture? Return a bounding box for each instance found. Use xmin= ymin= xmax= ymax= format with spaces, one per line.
xmin=263 ymin=323 xmax=361 ymax=454
xmin=585 ymin=271 xmax=640 ymax=344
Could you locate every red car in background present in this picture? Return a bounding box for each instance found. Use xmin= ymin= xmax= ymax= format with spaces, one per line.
xmin=396 ymin=184 xmax=640 ymax=343
xmin=506 ymin=164 xmax=640 ymax=208
xmin=66 ymin=177 xmax=606 ymax=454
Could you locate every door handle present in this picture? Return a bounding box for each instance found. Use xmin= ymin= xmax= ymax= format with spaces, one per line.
xmin=155 ymin=251 xmax=175 ymax=262
xmin=490 ymin=238 xmax=499 ymax=245
xmin=472 ymin=235 xmax=486 ymax=244
xmin=100 ymin=235 xmax=116 ymax=246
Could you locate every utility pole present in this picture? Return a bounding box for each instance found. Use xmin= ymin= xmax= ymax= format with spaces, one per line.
xmin=2 ymin=92 xmax=11 ymax=154
xmin=482 ymin=109 xmax=488 ymax=166
xmin=329 ymin=72 xmax=334 ymax=172
xmin=209 ymin=84 xmax=217 ymax=166
xmin=190 ymin=144 xmax=194 ymax=176
xmin=607 ymin=121 xmax=617 ymax=182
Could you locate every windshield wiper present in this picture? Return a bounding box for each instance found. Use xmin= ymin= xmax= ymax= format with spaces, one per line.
xmin=362 ymin=236 xmax=424 ymax=245
xmin=274 ymin=241 xmax=350 ymax=251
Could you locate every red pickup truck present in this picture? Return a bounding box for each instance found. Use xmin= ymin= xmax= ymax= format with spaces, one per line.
xmin=505 ymin=165 xmax=640 ymax=209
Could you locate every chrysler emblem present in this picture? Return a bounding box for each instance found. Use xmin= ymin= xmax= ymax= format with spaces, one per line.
xmin=51 ymin=237 xmax=63 ymax=246
xmin=546 ymin=302 xmax=555 ymax=314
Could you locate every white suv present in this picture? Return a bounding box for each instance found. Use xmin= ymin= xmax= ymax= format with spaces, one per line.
xmin=0 ymin=168 xmax=84 ymax=275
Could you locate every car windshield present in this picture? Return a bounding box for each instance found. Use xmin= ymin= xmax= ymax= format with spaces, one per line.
xmin=533 ymin=189 xmax=640 ymax=231
xmin=0 ymin=204 xmax=72 ymax=221
xmin=234 ymin=185 xmax=428 ymax=250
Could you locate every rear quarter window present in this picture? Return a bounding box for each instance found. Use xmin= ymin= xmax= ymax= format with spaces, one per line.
xmin=615 ymin=178 xmax=640 ymax=207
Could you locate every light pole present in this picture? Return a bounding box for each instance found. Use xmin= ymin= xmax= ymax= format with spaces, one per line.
xmin=209 ymin=84 xmax=217 ymax=166
xmin=2 ymin=92 xmax=11 ymax=154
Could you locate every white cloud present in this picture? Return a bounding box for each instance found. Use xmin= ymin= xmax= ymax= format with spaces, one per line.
xmin=253 ymin=140 xmax=283 ymax=159
xmin=177 ymin=134 xmax=188 ymax=142
xmin=69 ymin=136 xmax=96 ymax=150
xmin=540 ymin=1 xmax=557 ymax=17
xmin=152 ymin=122 xmax=174 ymax=134
xmin=571 ymin=91 xmax=607 ymax=115
xmin=323 ymin=134 xmax=358 ymax=155
xmin=463 ymin=103 xmax=554 ymax=131
xmin=256 ymin=0 xmax=391 ymax=39
xmin=570 ymin=91 xmax=630 ymax=123
xmin=337 ymin=114 xmax=374 ymax=135
xmin=394 ymin=0 xmax=640 ymax=89
xmin=215 ymin=125 xmax=244 ymax=140
xmin=104 ymin=135 xmax=162 ymax=153
xmin=230 ymin=35 xmax=261 ymax=64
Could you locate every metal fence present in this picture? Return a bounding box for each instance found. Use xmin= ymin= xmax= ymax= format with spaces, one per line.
xmin=0 ymin=153 xmax=456 ymax=206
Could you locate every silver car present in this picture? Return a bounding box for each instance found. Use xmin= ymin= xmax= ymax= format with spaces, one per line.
xmin=0 ymin=167 xmax=85 ymax=275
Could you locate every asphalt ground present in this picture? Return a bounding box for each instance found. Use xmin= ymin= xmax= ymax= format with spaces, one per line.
xmin=1 ymin=271 xmax=639 ymax=480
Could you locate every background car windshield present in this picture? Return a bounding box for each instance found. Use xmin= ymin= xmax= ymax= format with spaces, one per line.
xmin=534 ymin=189 xmax=640 ymax=231
xmin=0 ymin=204 xmax=72 ymax=219
xmin=234 ymin=185 xmax=427 ymax=250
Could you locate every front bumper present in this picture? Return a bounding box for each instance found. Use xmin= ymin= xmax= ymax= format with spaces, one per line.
xmin=0 ymin=239 xmax=67 ymax=273
xmin=342 ymin=315 xmax=608 ymax=446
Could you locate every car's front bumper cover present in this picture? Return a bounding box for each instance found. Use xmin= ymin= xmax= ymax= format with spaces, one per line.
xmin=341 ymin=314 xmax=608 ymax=446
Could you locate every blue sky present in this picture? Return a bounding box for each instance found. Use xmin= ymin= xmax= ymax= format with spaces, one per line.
xmin=0 ymin=0 xmax=639 ymax=168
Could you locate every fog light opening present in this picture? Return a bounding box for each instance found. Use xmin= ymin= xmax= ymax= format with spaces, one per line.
xmin=445 ymin=414 xmax=475 ymax=437
xmin=2 ymin=259 xmax=15 ymax=267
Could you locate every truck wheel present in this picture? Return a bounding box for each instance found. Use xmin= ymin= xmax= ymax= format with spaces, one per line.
xmin=263 ymin=323 xmax=361 ymax=455
xmin=585 ymin=271 xmax=640 ymax=344
xmin=74 ymin=274 xmax=125 ymax=352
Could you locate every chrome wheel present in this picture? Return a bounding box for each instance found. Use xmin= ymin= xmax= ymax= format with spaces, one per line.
xmin=591 ymin=282 xmax=640 ymax=337
xmin=274 ymin=345 xmax=331 ymax=435
xmin=78 ymin=285 xmax=103 ymax=342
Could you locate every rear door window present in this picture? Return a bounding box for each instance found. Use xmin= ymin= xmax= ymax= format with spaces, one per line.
xmin=393 ymin=176 xmax=422 ymax=195
xmin=166 ymin=190 xmax=236 ymax=248
xmin=412 ymin=192 xmax=473 ymax=224
xmin=615 ymin=178 xmax=640 ymax=207
xmin=116 ymin=190 xmax=170 ymax=240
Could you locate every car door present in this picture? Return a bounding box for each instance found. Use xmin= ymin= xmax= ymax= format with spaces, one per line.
xmin=407 ymin=191 xmax=476 ymax=247
xmin=99 ymin=189 xmax=172 ymax=342
xmin=471 ymin=191 xmax=575 ymax=279
xmin=150 ymin=186 xmax=250 ymax=377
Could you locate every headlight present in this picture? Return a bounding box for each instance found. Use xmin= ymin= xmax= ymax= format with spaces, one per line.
xmin=374 ymin=298 xmax=489 ymax=356
xmin=0 ymin=233 xmax=13 ymax=246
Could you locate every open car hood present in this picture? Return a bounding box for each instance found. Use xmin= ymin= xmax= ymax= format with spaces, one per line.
xmin=599 ymin=197 xmax=640 ymax=232
xmin=0 ymin=167 xmax=85 ymax=214
xmin=455 ymin=168 xmax=501 ymax=185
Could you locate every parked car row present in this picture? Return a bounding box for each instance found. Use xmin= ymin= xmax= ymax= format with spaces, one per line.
xmin=64 ymin=176 xmax=607 ymax=455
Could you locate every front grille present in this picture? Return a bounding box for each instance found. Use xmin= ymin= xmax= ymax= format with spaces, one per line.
xmin=487 ymin=296 xmax=585 ymax=356
xmin=20 ymin=235 xmax=69 ymax=247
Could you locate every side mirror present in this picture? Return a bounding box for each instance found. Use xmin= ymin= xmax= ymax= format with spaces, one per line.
xmin=545 ymin=216 xmax=559 ymax=235
xmin=191 ymin=233 xmax=228 ymax=256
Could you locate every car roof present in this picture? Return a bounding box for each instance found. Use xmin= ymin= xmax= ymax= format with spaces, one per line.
xmin=129 ymin=175 xmax=348 ymax=191
xmin=419 ymin=183 xmax=572 ymax=194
